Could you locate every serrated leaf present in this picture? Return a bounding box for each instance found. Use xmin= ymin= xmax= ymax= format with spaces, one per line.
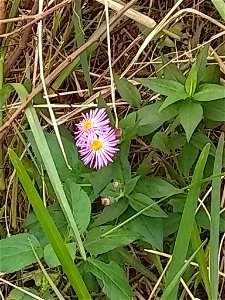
xmin=64 ymin=179 xmax=91 ymax=233
xmin=135 ymin=177 xmax=182 ymax=198
xmin=0 ymin=233 xmax=43 ymax=272
xmin=193 ymin=84 xmax=225 ymax=102
xmin=185 ymin=63 xmax=198 ymax=96
xmin=178 ymin=143 xmax=199 ymax=177
xmin=128 ymin=215 xmax=163 ymax=250
xmin=44 ymin=243 xmax=76 ymax=268
xmin=128 ymin=193 xmax=167 ymax=218
xmin=115 ymin=74 xmax=141 ymax=107
xmin=84 ymin=226 xmax=138 ymax=256
xmin=151 ymin=132 xmax=169 ymax=153
xmin=87 ymin=258 xmax=133 ymax=300
xmin=203 ymin=99 xmax=225 ymax=121
xmin=137 ymin=78 xmax=186 ymax=96
xmin=161 ymin=54 xmax=185 ymax=84
xmin=159 ymin=93 xmax=187 ymax=112
xmin=179 ymin=101 xmax=203 ymax=142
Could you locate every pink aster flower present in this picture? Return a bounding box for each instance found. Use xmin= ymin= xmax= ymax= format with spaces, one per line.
xmin=76 ymin=128 xmax=118 ymax=169
xmin=75 ymin=108 xmax=110 ymax=141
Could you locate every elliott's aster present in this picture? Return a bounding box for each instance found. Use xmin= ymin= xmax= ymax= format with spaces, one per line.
xmin=75 ymin=108 xmax=110 ymax=141
xmin=76 ymin=128 xmax=118 ymax=169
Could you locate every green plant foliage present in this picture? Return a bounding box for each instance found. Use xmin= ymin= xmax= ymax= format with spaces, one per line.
xmin=84 ymin=226 xmax=138 ymax=256
xmin=87 ymin=258 xmax=133 ymax=300
xmin=44 ymin=243 xmax=76 ymax=268
xmin=0 ymin=233 xmax=43 ymax=273
xmin=115 ymin=74 xmax=141 ymax=107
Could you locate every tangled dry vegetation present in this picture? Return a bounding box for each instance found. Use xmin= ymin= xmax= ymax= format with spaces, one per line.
xmin=0 ymin=0 xmax=225 ymax=299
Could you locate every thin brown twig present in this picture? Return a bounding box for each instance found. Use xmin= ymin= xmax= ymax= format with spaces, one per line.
xmin=0 ymin=0 xmax=137 ymax=140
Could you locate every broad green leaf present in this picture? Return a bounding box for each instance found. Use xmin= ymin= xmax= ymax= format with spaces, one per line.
xmin=195 ymin=44 xmax=209 ymax=83
xmin=161 ymin=53 xmax=186 ymax=84
xmin=93 ymin=198 xmax=129 ymax=227
xmin=167 ymin=134 xmax=186 ymax=150
xmin=0 ymin=233 xmax=43 ymax=272
xmin=84 ymin=226 xmax=138 ymax=256
xmin=128 ymin=193 xmax=167 ymax=218
xmin=211 ymin=0 xmax=225 ymax=21
xmin=201 ymin=65 xmax=221 ymax=84
xmin=115 ymin=74 xmax=141 ymax=107
xmin=179 ymin=101 xmax=203 ymax=142
xmin=193 ymin=84 xmax=225 ymax=102
xmin=203 ymin=99 xmax=225 ymax=121
xmin=128 ymin=215 xmax=163 ymax=250
xmin=135 ymin=177 xmax=182 ymax=198
xmin=190 ymin=132 xmax=216 ymax=156
xmin=64 ymin=180 xmax=91 ymax=233
xmin=185 ymin=63 xmax=197 ymax=96
xmin=159 ymin=93 xmax=187 ymax=112
xmin=44 ymin=243 xmax=76 ymax=268
xmin=178 ymin=143 xmax=199 ymax=177
xmin=137 ymin=78 xmax=186 ymax=96
xmin=137 ymin=101 xmax=178 ymax=136
xmin=124 ymin=176 xmax=140 ymax=195
xmin=87 ymin=258 xmax=133 ymax=300
xmin=164 ymin=144 xmax=210 ymax=298
xmin=151 ymin=132 xmax=169 ymax=153
xmin=163 ymin=213 xmax=181 ymax=237
xmin=120 ymin=112 xmax=138 ymax=140
xmin=6 ymin=289 xmax=38 ymax=300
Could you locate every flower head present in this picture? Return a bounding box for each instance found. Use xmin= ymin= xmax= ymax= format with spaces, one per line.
xmin=75 ymin=108 xmax=110 ymax=140
xmin=76 ymin=128 xmax=118 ymax=169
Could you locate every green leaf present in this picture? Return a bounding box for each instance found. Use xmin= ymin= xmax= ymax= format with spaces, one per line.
xmin=128 ymin=193 xmax=167 ymax=218
xmin=185 ymin=63 xmax=197 ymax=96
xmin=115 ymin=74 xmax=141 ymax=107
xmin=137 ymin=78 xmax=186 ymax=96
xmin=151 ymin=132 xmax=169 ymax=153
xmin=164 ymin=144 xmax=210 ymax=298
xmin=0 ymin=233 xmax=43 ymax=272
xmin=64 ymin=180 xmax=91 ymax=234
xmin=44 ymin=243 xmax=76 ymax=268
xmin=195 ymin=44 xmax=209 ymax=83
xmin=201 ymin=65 xmax=222 ymax=84
xmin=203 ymin=99 xmax=225 ymax=121
xmin=84 ymin=226 xmax=138 ymax=256
xmin=178 ymin=143 xmax=199 ymax=177
xmin=135 ymin=177 xmax=182 ymax=198
xmin=190 ymin=132 xmax=216 ymax=156
xmin=179 ymin=101 xmax=203 ymax=142
xmin=167 ymin=134 xmax=186 ymax=150
xmin=124 ymin=176 xmax=140 ymax=195
xmin=159 ymin=93 xmax=187 ymax=112
xmin=6 ymin=289 xmax=38 ymax=300
xmin=193 ymin=84 xmax=225 ymax=102
xmin=0 ymin=84 xmax=13 ymax=108
xmin=8 ymin=149 xmax=91 ymax=299
xmin=128 ymin=215 xmax=163 ymax=250
xmin=87 ymin=258 xmax=133 ymax=300
xmin=137 ymin=101 xmax=178 ymax=136
xmin=211 ymin=0 xmax=225 ymax=21
xmin=93 ymin=199 xmax=129 ymax=227
xmin=161 ymin=53 xmax=186 ymax=84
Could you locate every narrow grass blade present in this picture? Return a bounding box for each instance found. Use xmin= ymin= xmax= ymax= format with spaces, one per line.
xmin=210 ymin=0 xmax=225 ymax=21
xmin=161 ymin=240 xmax=206 ymax=300
xmin=164 ymin=143 xmax=210 ymax=299
xmin=73 ymin=1 xmax=93 ymax=95
xmin=10 ymin=83 xmax=86 ymax=260
xmin=8 ymin=149 xmax=91 ymax=300
xmin=191 ymin=221 xmax=211 ymax=299
xmin=210 ymin=133 xmax=224 ymax=299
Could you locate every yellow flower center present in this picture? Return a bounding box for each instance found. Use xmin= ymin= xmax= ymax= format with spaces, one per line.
xmin=91 ymin=139 xmax=102 ymax=151
xmin=82 ymin=119 xmax=92 ymax=131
